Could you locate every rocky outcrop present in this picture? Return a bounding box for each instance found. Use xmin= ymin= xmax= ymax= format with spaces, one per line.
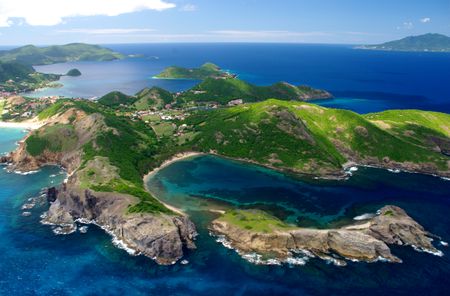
xmin=211 ymin=206 xmax=441 ymax=265
xmin=44 ymin=184 xmax=197 ymax=265
xmin=5 ymin=109 xmax=197 ymax=265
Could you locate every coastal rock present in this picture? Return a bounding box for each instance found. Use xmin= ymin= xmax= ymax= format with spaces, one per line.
xmin=46 ymin=187 xmax=58 ymax=203
xmin=44 ymin=186 xmax=197 ymax=265
xmin=211 ymin=206 xmax=441 ymax=265
xmin=365 ymin=206 xmax=440 ymax=254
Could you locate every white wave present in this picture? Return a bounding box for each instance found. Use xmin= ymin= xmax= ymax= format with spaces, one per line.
xmin=13 ymin=170 xmax=40 ymax=175
xmin=75 ymin=218 xmax=138 ymax=256
xmin=353 ymin=213 xmax=376 ymax=221
xmin=212 ymin=232 xmax=309 ymax=266
xmin=440 ymin=241 xmax=448 ymax=247
xmin=412 ymin=245 xmax=444 ymax=257
xmin=324 ymin=257 xmax=347 ymax=267
xmin=52 ymin=224 xmax=77 ymax=235
xmin=78 ymin=226 xmax=88 ymax=234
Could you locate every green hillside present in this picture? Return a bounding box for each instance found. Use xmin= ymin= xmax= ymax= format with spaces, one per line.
xmin=133 ymin=87 xmax=174 ymax=110
xmin=97 ymin=91 xmax=137 ymax=108
xmin=185 ymin=100 xmax=449 ymax=176
xmin=0 ymin=61 xmax=60 ymax=92
xmin=178 ymin=78 xmax=332 ymax=105
xmin=12 ymin=96 xmax=448 ymax=214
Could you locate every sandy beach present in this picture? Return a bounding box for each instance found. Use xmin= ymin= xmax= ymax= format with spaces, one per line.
xmin=143 ymin=151 xmax=205 ymax=215
xmin=0 ymin=120 xmax=43 ymax=130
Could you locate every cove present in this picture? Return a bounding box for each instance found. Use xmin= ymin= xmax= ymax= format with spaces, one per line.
xmin=2 ymin=125 xmax=450 ymax=295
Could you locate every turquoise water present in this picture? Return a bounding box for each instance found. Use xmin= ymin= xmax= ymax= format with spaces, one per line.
xmin=26 ymin=43 xmax=450 ymax=113
xmin=1 ymin=129 xmax=450 ymax=295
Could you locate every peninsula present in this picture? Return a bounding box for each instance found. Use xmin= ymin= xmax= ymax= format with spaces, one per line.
xmin=1 ymin=78 xmax=448 ymax=264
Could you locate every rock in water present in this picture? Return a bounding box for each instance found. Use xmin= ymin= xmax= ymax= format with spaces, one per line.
xmin=46 ymin=187 xmax=58 ymax=203
xmin=210 ymin=205 xmax=442 ymax=265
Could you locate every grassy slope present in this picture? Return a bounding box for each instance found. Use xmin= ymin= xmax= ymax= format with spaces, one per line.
xmin=185 ymin=100 xmax=449 ymax=175
xmin=133 ymin=87 xmax=174 ymax=110
xmin=365 ymin=109 xmax=450 ymax=152
xmin=219 ymin=209 xmax=296 ymax=233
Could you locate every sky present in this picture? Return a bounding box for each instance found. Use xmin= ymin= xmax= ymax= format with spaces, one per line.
xmin=0 ymin=0 xmax=449 ymax=45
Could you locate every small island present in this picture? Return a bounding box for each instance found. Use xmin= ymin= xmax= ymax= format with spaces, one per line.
xmin=211 ymin=206 xmax=442 ymax=266
xmin=154 ymin=63 xmax=236 ymax=80
xmin=66 ymin=68 xmax=82 ymax=77
xmin=359 ymin=33 xmax=450 ymax=52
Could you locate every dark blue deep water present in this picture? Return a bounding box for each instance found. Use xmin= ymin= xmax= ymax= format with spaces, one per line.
xmin=28 ymin=43 xmax=450 ymax=113
xmin=1 ymin=44 xmax=449 ymax=295
xmin=1 ymin=126 xmax=450 ymax=295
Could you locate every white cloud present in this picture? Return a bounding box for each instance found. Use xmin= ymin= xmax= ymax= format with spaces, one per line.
xmin=181 ymin=4 xmax=197 ymax=12
xmin=56 ymin=28 xmax=156 ymax=35
xmin=0 ymin=0 xmax=175 ymax=27
xmin=397 ymin=21 xmax=414 ymax=30
xmin=420 ymin=17 xmax=431 ymax=23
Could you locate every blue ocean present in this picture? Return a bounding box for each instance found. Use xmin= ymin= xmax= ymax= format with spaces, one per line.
xmin=1 ymin=132 xmax=450 ymax=295
xmin=0 ymin=44 xmax=449 ymax=295
xmin=27 ymin=43 xmax=450 ymax=114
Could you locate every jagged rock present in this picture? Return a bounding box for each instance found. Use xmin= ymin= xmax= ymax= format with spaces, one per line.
xmin=366 ymin=205 xmax=439 ymax=254
xmin=47 ymin=187 xmax=58 ymax=203
xmin=43 ymin=186 xmax=197 ymax=265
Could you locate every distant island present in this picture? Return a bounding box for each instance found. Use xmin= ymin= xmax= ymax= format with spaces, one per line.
xmin=0 ymin=43 xmax=123 ymax=92
xmin=154 ymin=63 xmax=236 ymax=80
xmin=359 ymin=33 xmax=450 ymax=52
xmin=0 ymin=43 xmax=124 ymax=66
xmin=66 ymin=68 xmax=82 ymax=77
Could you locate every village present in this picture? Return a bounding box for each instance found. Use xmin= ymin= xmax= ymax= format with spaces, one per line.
xmin=0 ymin=88 xmax=245 ymax=146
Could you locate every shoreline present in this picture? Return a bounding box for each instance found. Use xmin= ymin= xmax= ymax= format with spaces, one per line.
xmin=0 ymin=120 xmax=43 ymax=130
xmin=143 ymin=151 xmax=205 ymax=215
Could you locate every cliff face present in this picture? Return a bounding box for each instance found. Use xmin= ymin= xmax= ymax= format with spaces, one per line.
xmin=211 ymin=206 xmax=441 ymax=265
xmin=44 ymin=185 xmax=196 ymax=265
xmin=3 ymin=107 xmax=197 ymax=265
